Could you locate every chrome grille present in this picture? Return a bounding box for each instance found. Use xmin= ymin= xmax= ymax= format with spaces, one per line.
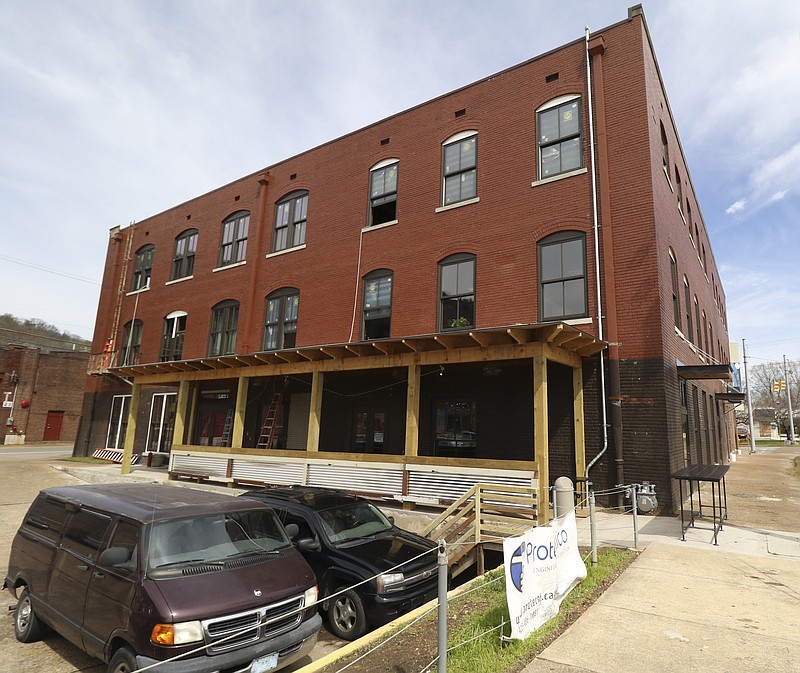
xmin=202 ymin=594 xmax=305 ymax=654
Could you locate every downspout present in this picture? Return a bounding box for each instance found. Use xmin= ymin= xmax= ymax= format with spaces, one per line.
xmin=584 ymin=27 xmax=625 ymax=497
xmin=583 ymin=26 xmax=609 ymax=488
xmin=242 ymin=172 xmax=271 ymax=352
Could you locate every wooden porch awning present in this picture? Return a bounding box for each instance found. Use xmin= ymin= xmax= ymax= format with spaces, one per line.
xmin=677 ymin=364 xmax=734 ymax=381
xmin=715 ymin=391 xmax=746 ymax=403
xmin=111 ymin=322 xmax=607 ymax=378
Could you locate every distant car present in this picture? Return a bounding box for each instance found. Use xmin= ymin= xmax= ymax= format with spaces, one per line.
xmin=240 ymin=486 xmax=440 ymax=641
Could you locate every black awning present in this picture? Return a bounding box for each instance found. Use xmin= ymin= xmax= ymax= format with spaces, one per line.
xmin=677 ymin=364 xmax=733 ymax=380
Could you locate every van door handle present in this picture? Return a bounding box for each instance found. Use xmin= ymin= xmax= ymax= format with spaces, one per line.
xmin=76 ymin=564 xmax=89 ymax=571
xmin=93 ymin=571 xmax=106 ymax=579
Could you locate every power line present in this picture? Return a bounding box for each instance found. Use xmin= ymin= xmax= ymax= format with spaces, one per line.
xmin=0 ymin=254 xmax=101 ymax=285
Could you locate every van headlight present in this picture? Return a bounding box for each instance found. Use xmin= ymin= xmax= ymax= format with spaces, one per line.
xmin=377 ymin=572 xmax=404 ymax=593
xmin=304 ymin=585 xmax=318 ymax=609
xmin=151 ymin=620 xmax=203 ymax=645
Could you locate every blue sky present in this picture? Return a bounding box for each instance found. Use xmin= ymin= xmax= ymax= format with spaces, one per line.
xmin=1 ymin=1 xmax=798 ymax=366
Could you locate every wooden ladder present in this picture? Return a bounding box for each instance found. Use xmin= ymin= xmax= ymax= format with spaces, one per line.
xmin=256 ymin=393 xmax=284 ymax=448
xmin=219 ymin=409 xmax=234 ymax=447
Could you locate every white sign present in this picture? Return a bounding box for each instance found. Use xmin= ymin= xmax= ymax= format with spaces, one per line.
xmin=2 ymin=401 xmax=12 ymax=408
xmin=503 ymin=509 xmax=587 ymax=639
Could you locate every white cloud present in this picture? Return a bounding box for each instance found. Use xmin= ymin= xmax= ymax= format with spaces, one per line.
xmin=726 ymin=200 xmax=747 ymax=215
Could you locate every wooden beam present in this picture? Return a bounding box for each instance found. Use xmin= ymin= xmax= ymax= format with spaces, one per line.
xmin=404 ymin=364 xmax=421 ymax=457
xmin=173 ymin=380 xmax=190 ymax=446
xmin=402 ymin=337 xmax=444 ymax=353
xmin=120 ymin=382 xmax=141 ymax=476
xmin=232 ymin=376 xmax=247 ymax=449
xmin=573 ymin=365 xmax=586 ymax=489
xmin=346 ymin=343 xmax=381 ymax=357
xmin=320 ymin=345 xmax=355 ymax=359
xmin=469 ymin=330 xmax=512 ymax=347
xmin=533 ymin=354 xmax=549 ymax=525
xmin=507 ymin=327 xmax=531 ymax=344
xmin=371 ymin=340 xmax=413 ymax=355
xmin=307 ymin=371 xmax=324 ymax=452
xmin=434 ymin=333 xmax=475 ymax=350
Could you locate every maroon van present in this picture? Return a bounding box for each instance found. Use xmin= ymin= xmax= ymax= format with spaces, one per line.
xmin=3 ymin=483 xmax=321 ymax=673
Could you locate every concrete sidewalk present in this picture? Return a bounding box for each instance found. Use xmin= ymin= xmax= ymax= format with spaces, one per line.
xmin=524 ymin=513 xmax=800 ymax=673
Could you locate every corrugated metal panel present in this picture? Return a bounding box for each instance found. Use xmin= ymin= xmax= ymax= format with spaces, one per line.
xmin=407 ymin=469 xmax=535 ymax=502
xmin=286 ymin=393 xmax=310 ymax=449
xmin=171 ymin=454 xmax=229 ymax=478
xmin=307 ymin=463 xmax=403 ymax=496
xmin=231 ymin=459 xmax=306 ymax=485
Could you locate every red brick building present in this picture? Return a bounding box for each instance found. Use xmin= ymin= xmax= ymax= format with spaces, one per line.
xmin=76 ymin=6 xmax=736 ymax=517
xmin=1 ymin=346 xmax=88 ymax=444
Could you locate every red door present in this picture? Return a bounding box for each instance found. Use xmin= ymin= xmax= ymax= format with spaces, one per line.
xmin=43 ymin=411 xmax=64 ymax=441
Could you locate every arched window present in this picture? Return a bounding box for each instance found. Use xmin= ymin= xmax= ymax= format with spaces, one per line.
xmin=694 ymin=296 xmax=701 ymax=349
xmin=669 ymin=250 xmax=681 ymax=330
xmin=441 ymin=131 xmax=477 ymax=206
xmin=263 ymin=288 xmax=300 ymax=351
xmin=362 ymin=269 xmax=393 ymax=340
xmin=171 ymin=229 xmax=198 ymax=280
xmin=208 ymin=300 xmax=239 ymax=356
xmin=660 ymin=122 xmax=669 ymax=171
xmin=675 ymin=167 xmax=682 ymax=211
xmin=119 ymin=319 xmax=143 ymax=366
xmin=131 ymin=245 xmax=154 ymax=291
xmin=218 ymin=211 xmax=249 ymax=267
xmin=369 ymin=159 xmax=399 ymax=226
xmin=161 ymin=310 xmax=187 ymax=361
xmin=439 ymin=253 xmax=476 ymax=330
xmin=273 ymin=191 xmax=308 ymax=252
xmin=537 ymin=95 xmax=582 ymax=179
xmin=538 ymin=231 xmax=587 ymax=321
xmin=683 ymin=277 xmax=693 ymax=342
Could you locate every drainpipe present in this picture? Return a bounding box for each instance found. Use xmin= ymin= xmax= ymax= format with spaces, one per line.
xmin=583 ymin=27 xmax=625 ymax=499
xmin=241 ymin=173 xmax=271 ymax=352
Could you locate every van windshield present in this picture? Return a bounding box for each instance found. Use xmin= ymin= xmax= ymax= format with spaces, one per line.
xmin=147 ymin=509 xmax=290 ymax=573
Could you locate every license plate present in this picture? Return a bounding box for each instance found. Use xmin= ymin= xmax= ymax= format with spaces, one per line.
xmin=251 ymin=653 xmax=279 ymax=673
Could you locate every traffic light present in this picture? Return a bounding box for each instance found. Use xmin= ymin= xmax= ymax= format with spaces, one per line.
xmin=773 ymin=380 xmax=786 ymax=393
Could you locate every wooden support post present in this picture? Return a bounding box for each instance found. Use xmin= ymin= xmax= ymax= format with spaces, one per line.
xmin=404 ymin=364 xmax=421 ymax=457
xmin=121 ymin=382 xmax=141 ymax=475
xmin=232 ymin=376 xmax=248 ymax=449
xmin=533 ymin=354 xmax=549 ymax=525
xmin=307 ymin=371 xmax=324 ymax=452
xmin=173 ymin=380 xmax=190 ymax=446
xmin=573 ymin=365 xmax=586 ymax=500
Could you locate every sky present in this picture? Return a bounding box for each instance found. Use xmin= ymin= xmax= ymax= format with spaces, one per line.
xmin=1 ymin=0 xmax=798 ymax=367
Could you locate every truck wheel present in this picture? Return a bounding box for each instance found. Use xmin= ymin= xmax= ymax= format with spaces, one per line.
xmin=14 ymin=588 xmax=45 ymax=643
xmin=108 ymin=646 xmax=138 ymax=673
xmin=328 ymin=588 xmax=367 ymax=641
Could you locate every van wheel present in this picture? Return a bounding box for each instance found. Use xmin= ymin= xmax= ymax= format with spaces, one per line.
xmin=328 ymin=589 xmax=366 ymax=641
xmin=108 ymin=647 xmax=137 ymax=673
xmin=14 ymin=588 xmax=45 ymax=643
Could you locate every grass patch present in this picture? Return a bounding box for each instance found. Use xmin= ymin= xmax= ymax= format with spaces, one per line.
xmin=441 ymin=547 xmax=636 ymax=673
xmin=57 ymin=456 xmax=110 ymax=464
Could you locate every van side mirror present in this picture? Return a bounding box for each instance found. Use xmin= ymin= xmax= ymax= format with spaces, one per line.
xmin=388 ymin=516 xmax=395 ymax=525
xmin=99 ymin=546 xmax=131 ymax=567
xmin=296 ymin=537 xmax=321 ymax=553
xmin=284 ymin=523 xmax=299 ymax=540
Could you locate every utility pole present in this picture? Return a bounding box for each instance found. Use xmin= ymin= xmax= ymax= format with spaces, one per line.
xmin=784 ymin=355 xmax=796 ymax=444
xmin=743 ymin=339 xmax=756 ymax=454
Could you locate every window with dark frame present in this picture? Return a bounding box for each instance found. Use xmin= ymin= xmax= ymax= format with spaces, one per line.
xmin=694 ymin=297 xmax=702 ymax=350
xmin=218 ymin=211 xmax=249 ymax=267
xmin=362 ymin=270 xmax=393 ymax=340
xmin=434 ymin=399 xmax=476 ymax=458
xmin=131 ymin=245 xmax=154 ymax=291
xmin=538 ymin=231 xmax=587 ymax=321
xmin=442 ymin=134 xmax=477 ymax=206
xmin=439 ymin=253 xmax=476 ymax=330
xmin=538 ymin=97 xmax=582 ymax=179
xmin=119 ymin=319 xmax=143 ymax=366
xmin=263 ymin=288 xmax=299 ymax=351
xmin=660 ymin=122 xmax=669 ymax=171
xmin=369 ymin=161 xmax=398 ymax=226
xmin=675 ymin=167 xmax=682 ymax=211
xmin=683 ymin=278 xmax=693 ymax=342
xmin=171 ymin=229 xmax=197 ymax=280
xmin=160 ymin=311 xmax=187 ymax=362
xmin=208 ymin=300 xmax=239 ymax=356
xmin=273 ymin=191 xmax=308 ymax=252
xmin=670 ymin=252 xmax=681 ymax=330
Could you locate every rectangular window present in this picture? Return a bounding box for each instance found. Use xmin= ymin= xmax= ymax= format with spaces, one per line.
xmin=370 ymin=163 xmax=398 ymax=225
xmin=434 ymin=400 xmax=476 ymax=458
xmin=684 ymin=281 xmax=693 ymax=342
xmin=119 ymin=320 xmax=143 ymax=367
xmin=160 ymin=313 xmax=186 ymax=361
xmin=670 ymin=255 xmax=681 ymax=330
xmin=263 ymin=291 xmax=300 ymax=350
xmin=442 ymin=136 xmax=477 ymax=206
xmin=146 ymin=392 xmax=177 ymax=453
xmin=538 ymin=98 xmax=582 ymax=178
xmin=62 ymin=509 xmax=112 ymax=561
xmin=363 ymin=272 xmax=392 ymax=340
xmin=106 ymin=394 xmax=131 ymax=450
xmin=23 ymin=495 xmax=68 ymax=543
xmin=440 ymin=255 xmax=476 ymax=330
xmin=539 ymin=233 xmax=587 ymax=320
